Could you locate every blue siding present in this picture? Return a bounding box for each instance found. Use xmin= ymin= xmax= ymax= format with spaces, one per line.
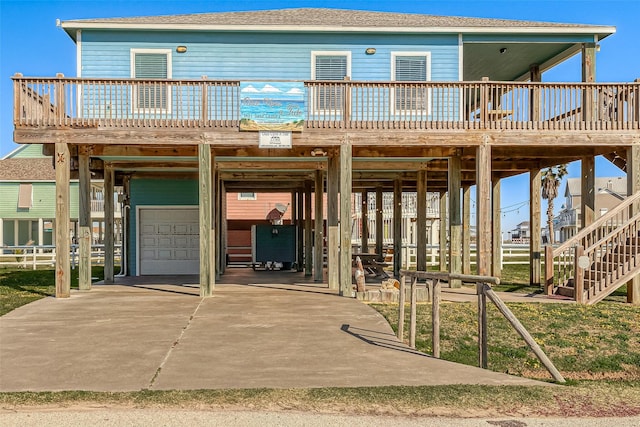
xmin=129 ymin=178 xmax=198 ymax=275
xmin=81 ymin=31 xmax=460 ymax=82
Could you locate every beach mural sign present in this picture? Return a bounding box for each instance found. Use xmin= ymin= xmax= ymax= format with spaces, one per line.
xmin=240 ymin=82 xmax=305 ymax=131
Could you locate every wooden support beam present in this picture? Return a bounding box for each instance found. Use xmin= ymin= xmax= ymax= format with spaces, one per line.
xmin=55 ymin=142 xmax=71 ymax=298
xmin=582 ymin=43 xmax=597 ymax=122
xmin=296 ymin=190 xmax=304 ymax=272
xmin=393 ymin=179 xmax=402 ymax=277
xmin=530 ymin=64 xmax=541 ymax=122
xmin=462 ymin=185 xmax=472 ymax=275
xmin=78 ymin=149 xmax=92 ymax=291
xmin=339 ymin=142 xmax=353 ymax=296
xmin=314 ymin=170 xmax=324 ymax=282
xmin=476 ymin=144 xmax=492 ymax=277
xmin=361 ymin=190 xmax=369 ymax=253
xmin=449 ymin=156 xmax=462 ymax=287
xmin=492 ymin=178 xmax=502 ymax=278
xmin=375 ymin=187 xmax=384 ymax=257
xmin=416 ymin=170 xmax=427 ymax=272
xmin=627 ymin=145 xmax=640 ymax=304
xmin=327 ymin=152 xmax=339 ymax=290
xmin=103 ymin=164 xmax=114 ymax=284
xmin=530 ymin=168 xmax=542 ymax=286
xmin=304 ymin=180 xmax=313 ymax=277
xmin=439 ymin=192 xmax=447 ymax=272
xmin=198 ymin=144 xmax=215 ymax=297
xmin=581 ymin=156 xmax=595 ymax=228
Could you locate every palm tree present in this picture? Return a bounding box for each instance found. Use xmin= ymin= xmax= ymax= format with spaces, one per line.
xmin=541 ymin=164 xmax=568 ymax=244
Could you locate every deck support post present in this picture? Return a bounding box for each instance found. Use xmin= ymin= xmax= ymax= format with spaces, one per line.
xmin=78 ymin=147 xmax=92 ymax=291
xmin=416 ymin=170 xmax=427 ymax=272
xmin=530 ymin=167 xmax=542 ymax=286
xmin=439 ymin=192 xmax=447 ymax=271
xmin=393 ymin=179 xmax=402 ymax=276
xmin=462 ymin=185 xmax=472 ymax=275
xmin=375 ymin=186 xmax=384 ymax=257
xmin=327 ymin=150 xmax=339 ymax=289
xmin=582 ymin=43 xmax=597 ymax=122
xmin=339 ymin=141 xmax=353 ymax=296
xmin=198 ymin=144 xmax=215 ymax=297
xmin=530 ymin=64 xmax=541 ymax=123
xmin=314 ymin=169 xmax=324 ymax=282
xmin=296 ymin=189 xmax=304 ymax=272
xmin=103 ymin=164 xmax=114 ymax=284
xmin=304 ymin=181 xmax=313 ymax=277
xmin=476 ymin=144 xmax=492 ymax=278
xmin=492 ymin=177 xmax=502 ymax=278
xmin=361 ymin=190 xmax=369 ymax=253
xmin=627 ymin=145 xmax=640 ymax=304
xmin=54 ymin=142 xmax=71 ymax=298
xmin=449 ymin=156 xmax=462 ymax=287
xmin=581 ymin=156 xmax=595 ymax=228
xmin=217 ymin=175 xmax=226 ymax=277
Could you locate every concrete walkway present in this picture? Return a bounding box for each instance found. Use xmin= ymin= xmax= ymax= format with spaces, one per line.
xmin=0 ymin=271 xmax=551 ymax=392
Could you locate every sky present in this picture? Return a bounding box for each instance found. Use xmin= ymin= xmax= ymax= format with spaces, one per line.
xmin=1 ymin=0 xmax=639 ymax=235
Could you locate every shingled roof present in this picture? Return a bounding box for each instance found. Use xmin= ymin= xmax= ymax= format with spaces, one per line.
xmin=0 ymin=158 xmax=55 ymax=181
xmin=61 ymin=8 xmax=613 ymax=34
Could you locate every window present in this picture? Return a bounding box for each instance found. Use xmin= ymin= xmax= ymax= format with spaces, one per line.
xmin=311 ymin=52 xmax=351 ymax=112
xmin=238 ymin=192 xmax=257 ymax=201
xmin=391 ymin=53 xmax=431 ymax=114
xmin=18 ymin=183 xmax=32 ymax=209
xmin=130 ymin=49 xmax=172 ymax=112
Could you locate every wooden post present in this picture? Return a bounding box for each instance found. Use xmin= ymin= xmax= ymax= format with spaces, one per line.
xmin=492 ymin=177 xmax=502 ymax=278
xmin=545 ymin=245 xmax=555 ymax=295
xmin=530 ymin=167 xmax=542 ymax=286
xmin=328 ymin=152 xmax=339 ymax=289
xmin=439 ymin=192 xmax=447 ymax=271
xmin=375 ymin=186 xmax=384 ymax=257
xmin=477 ymin=281 xmax=488 ymax=369
xmin=626 ymin=145 xmax=640 ymax=304
xmin=462 ymin=185 xmax=472 ymax=275
xmin=339 ymin=141 xmax=353 ymax=297
xmin=530 ymin=64 xmax=541 ymax=123
xmin=574 ymin=245 xmax=585 ymax=303
xmin=409 ymin=276 xmax=417 ymax=349
xmin=449 ymin=156 xmax=462 ymax=287
xmin=296 ymin=190 xmax=304 ymax=272
xmin=198 ymin=144 xmax=215 ymax=297
xmin=122 ymin=175 xmax=131 ymax=276
xmin=581 ymin=156 xmax=595 ymax=230
xmin=78 ymin=148 xmax=92 ymax=291
xmin=361 ymin=190 xmax=369 ymax=253
xmin=103 ymin=164 xmax=114 ymax=284
xmin=304 ymin=181 xmax=313 ymax=277
xmin=476 ymin=144 xmax=492 ymax=277
xmin=314 ymin=170 xmax=324 ymax=282
xmin=54 ymin=142 xmax=70 ymax=298
xmin=416 ymin=170 xmax=427 ymax=272
xmin=582 ymin=43 xmax=596 ymax=123
xmin=393 ymin=179 xmax=402 ymax=276
xmin=397 ymin=273 xmax=406 ymax=340
xmin=432 ymin=278 xmax=441 ymax=358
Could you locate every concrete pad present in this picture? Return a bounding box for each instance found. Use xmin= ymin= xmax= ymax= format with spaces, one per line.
xmin=0 ymin=272 xmax=550 ymax=392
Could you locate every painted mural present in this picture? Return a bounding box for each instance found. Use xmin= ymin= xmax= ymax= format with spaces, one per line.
xmin=239 ymin=82 xmax=305 ymax=131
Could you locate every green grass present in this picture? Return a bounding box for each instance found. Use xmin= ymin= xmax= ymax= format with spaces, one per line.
xmin=0 ymin=267 xmax=106 ymax=316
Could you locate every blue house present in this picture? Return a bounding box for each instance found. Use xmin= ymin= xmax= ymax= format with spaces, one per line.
xmin=11 ymin=8 xmax=640 ymax=304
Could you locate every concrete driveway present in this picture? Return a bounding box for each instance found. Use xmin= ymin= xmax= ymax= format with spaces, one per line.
xmin=0 ymin=271 xmax=549 ymax=391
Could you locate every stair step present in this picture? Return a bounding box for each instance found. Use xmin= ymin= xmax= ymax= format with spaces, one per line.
xmin=555 ymin=285 xmax=575 ymax=297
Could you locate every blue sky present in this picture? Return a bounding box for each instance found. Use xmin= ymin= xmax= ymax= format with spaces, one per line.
xmin=1 ymin=0 xmax=638 ymax=233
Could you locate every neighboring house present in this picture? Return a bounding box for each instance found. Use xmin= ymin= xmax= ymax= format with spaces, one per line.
xmin=11 ymin=8 xmax=639 ymax=304
xmin=0 ymin=144 xmax=122 ymax=248
xmin=508 ymin=221 xmax=530 ymax=244
xmin=555 ymin=176 xmax=627 ymax=242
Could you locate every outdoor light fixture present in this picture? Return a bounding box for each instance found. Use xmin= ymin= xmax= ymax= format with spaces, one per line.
xmin=499 ymin=47 xmax=507 ymax=54
xmin=176 ymin=46 xmax=188 ymax=53
xmin=365 ymin=47 xmax=376 ymax=55
xmin=310 ymin=148 xmax=327 ymax=157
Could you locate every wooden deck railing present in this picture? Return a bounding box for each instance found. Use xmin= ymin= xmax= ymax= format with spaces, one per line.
xmin=13 ymin=75 xmax=640 ymax=131
xmin=545 ymin=191 xmax=640 ymax=303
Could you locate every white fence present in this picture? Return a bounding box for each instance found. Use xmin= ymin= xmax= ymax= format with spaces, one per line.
xmin=0 ymin=244 xmax=122 ymax=270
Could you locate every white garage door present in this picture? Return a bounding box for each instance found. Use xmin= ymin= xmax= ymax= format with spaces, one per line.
xmin=138 ymin=207 xmax=199 ymax=275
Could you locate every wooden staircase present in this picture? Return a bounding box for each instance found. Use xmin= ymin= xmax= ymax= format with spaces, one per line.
xmin=545 ymin=191 xmax=640 ymax=304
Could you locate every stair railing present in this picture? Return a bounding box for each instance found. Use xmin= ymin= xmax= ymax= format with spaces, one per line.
xmin=545 ymin=191 xmax=640 ymax=298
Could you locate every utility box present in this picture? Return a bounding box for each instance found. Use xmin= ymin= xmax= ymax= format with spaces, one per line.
xmin=251 ymin=224 xmax=296 ymax=270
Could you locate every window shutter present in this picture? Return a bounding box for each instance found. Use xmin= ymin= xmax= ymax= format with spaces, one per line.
xmin=18 ymin=183 xmax=32 ymax=209
xmin=315 ymin=56 xmax=347 ymax=80
xmin=395 ymin=56 xmax=427 ymax=82
xmin=134 ymin=54 xmax=168 ymax=79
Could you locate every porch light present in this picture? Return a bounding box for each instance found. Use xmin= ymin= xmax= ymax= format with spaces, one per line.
xmin=365 ymin=47 xmax=376 ymax=55
xmin=176 ymin=46 xmax=187 ymax=53
xmin=499 ymin=48 xmax=507 ymax=54
xmin=310 ymin=148 xmax=327 ymax=157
